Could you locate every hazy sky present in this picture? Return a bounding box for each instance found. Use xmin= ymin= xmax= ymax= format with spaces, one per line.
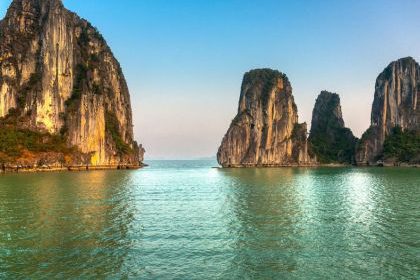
xmin=1 ymin=0 xmax=420 ymax=159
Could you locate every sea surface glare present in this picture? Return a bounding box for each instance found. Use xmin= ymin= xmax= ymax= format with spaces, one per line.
xmin=0 ymin=160 xmax=419 ymax=279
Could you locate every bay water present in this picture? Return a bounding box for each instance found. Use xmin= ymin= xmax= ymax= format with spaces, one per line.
xmin=0 ymin=160 xmax=419 ymax=279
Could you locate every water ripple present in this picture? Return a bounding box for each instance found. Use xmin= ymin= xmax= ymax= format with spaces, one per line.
xmin=0 ymin=162 xmax=419 ymax=279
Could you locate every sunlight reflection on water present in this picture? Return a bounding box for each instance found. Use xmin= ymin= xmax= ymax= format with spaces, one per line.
xmin=0 ymin=162 xmax=419 ymax=279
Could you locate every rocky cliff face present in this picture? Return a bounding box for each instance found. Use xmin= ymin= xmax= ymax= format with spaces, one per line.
xmin=309 ymin=91 xmax=357 ymax=163
xmin=356 ymin=57 xmax=419 ymax=164
xmin=217 ymin=69 xmax=315 ymax=167
xmin=0 ymin=0 xmax=144 ymax=166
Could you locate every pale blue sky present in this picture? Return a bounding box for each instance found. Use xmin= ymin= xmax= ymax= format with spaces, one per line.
xmin=1 ymin=0 xmax=420 ymax=159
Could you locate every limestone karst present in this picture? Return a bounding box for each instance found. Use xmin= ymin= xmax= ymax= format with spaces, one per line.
xmin=356 ymin=57 xmax=419 ymax=165
xmin=217 ymin=69 xmax=315 ymax=167
xmin=309 ymin=91 xmax=357 ymax=164
xmin=0 ymin=0 xmax=144 ymax=167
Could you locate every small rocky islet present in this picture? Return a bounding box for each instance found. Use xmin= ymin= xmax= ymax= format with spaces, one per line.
xmin=308 ymin=91 xmax=357 ymax=164
xmin=217 ymin=69 xmax=316 ymax=167
xmin=356 ymin=57 xmax=420 ymax=165
xmin=218 ymin=57 xmax=420 ymax=167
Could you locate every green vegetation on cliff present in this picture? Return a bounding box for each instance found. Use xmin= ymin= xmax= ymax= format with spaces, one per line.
xmin=0 ymin=127 xmax=71 ymax=158
xmin=105 ymin=111 xmax=132 ymax=155
xmin=309 ymin=91 xmax=357 ymax=164
xmin=0 ymin=109 xmax=79 ymax=164
xmin=310 ymin=127 xmax=356 ymax=164
xmin=242 ymin=69 xmax=291 ymax=107
xmin=242 ymin=69 xmax=288 ymax=86
xmin=64 ymin=63 xmax=88 ymax=111
xmin=382 ymin=127 xmax=420 ymax=163
xmin=292 ymin=123 xmax=307 ymax=142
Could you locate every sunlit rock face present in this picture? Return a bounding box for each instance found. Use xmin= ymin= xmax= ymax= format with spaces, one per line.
xmin=309 ymin=91 xmax=357 ymax=164
xmin=217 ymin=69 xmax=316 ymax=167
xmin=356 ymin=57 xmax=419 ymax=164
xmin=0 ymin=0 xmax=144 ymax=165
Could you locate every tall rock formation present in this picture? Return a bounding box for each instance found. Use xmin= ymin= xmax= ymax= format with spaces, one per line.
xmin=309 ymin=91 xmax=357 ymax=163
xmin=217 ymin=69 xmax=315 ymax=167
xmin=356 ymin=57 xmax=419 ymax=165
xmin=0 ymin=0 xmax=144 ymax=166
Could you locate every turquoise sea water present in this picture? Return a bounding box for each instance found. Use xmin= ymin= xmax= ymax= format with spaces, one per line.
xmin=0 ymin=160 xmax=419 ymax=279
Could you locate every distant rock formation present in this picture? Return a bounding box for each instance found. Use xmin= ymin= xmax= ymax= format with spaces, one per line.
xmin=356 ymin=57 xmax=419 ymax=165
xmin=0 ymin=0 xmax=144 ymax=167
xmin=217 ymin=69 xmax=315 ymax=167
xmin=309 ymin=91 xmax=357 ymax=163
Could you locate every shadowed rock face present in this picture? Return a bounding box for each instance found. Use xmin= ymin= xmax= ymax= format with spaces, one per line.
xmin=217 ymin=69 xmax=315 ymax=167
xmin=356 ymin=57 xmax=419 ymax=164
xmin=0 ymin=0 xmax=144 ymax=166
xmin=309 ymin=91 xmax=357 ymax=164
